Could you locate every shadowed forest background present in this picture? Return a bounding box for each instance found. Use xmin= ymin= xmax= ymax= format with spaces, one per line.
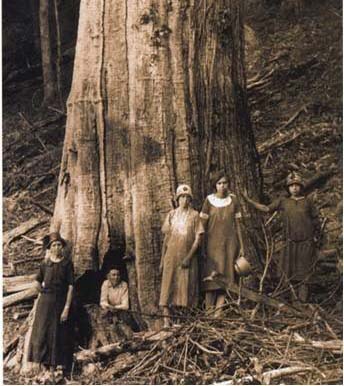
xmin=3 ymin=0 xmax=342 ymax=384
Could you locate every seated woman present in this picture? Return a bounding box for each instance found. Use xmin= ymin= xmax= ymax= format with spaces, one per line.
xmin=100 ymin=268 xmax=129 ymax=311
xmin=98 ymin=268 xmax=138 ymax=340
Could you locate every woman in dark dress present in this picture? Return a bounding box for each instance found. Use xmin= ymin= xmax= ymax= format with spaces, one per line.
xmin=243 ymin=172 xmax=320 ymax=302
xmin=200 ymin=172 xmax=244 ymax=316
xmin=28 ymin=232 xmax=74 ymax=377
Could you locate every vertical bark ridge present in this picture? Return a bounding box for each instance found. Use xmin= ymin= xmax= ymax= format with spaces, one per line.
xmin=165 ymin=1 xmax=190 ymax=186
xmin=102 ymin=0 xmax=128 ymax=257
xmin=96 ymin=0 xmax=111 ymax=266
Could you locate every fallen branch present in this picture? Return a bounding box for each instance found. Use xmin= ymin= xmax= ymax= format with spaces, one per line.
xmin=20 ymin=235 xmax=43 ymax=245
xmin=75 ymin=330 xmax=173 ymax=365
xmin=3 ymin=274 xmax=36 ymax=294
xmin=29 ymin=199 xmax=54 ymax=216
xmin=292 ymin=332 xmax=342 ymax=353
xmin=189 ymin=337 xmax=223 ymax=355
xmin=4 ymin=302 xmax=37 ymax=357
xmin=13 ymin=311 xmax=31 ymax=321
xmin=18 ymin=112 xmax=48 ymax=152
xmin=215 ymin=366 xmax=314 ymax=385
xmin=12 ymin=256 xmax=44 ymax=266
xmin=3 ymin=263 xmax=17 ymax=277
xmin=258 ymin=128 xmax=303 ymax=155
xmin=262 ymin=366 xmax=314 ymax=384
xmin=279 ymin=105 xmax=308 ymax=131
xmin=3 ymin=287 xmax=38 ymax=308
xmin=204 ymin=272 xmax=311 ymax=317
xmin=247 ymin=68 xmax=275 ymax=91
xmin=75 ymin=342 xmax=123 ymax=364
xmin=3 ymin=218 xmax=48 ymax=247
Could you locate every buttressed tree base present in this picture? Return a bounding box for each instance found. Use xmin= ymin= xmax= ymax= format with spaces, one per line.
xmin=52 ymin=0 xmax=263 ymax=319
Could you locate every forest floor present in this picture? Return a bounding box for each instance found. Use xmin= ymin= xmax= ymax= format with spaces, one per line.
xmin=2 ymin=2 xmax=342 ymax=385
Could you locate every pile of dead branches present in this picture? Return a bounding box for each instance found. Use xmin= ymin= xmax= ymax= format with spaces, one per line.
xmin=70 ymin=301 xmax=342 ymax=385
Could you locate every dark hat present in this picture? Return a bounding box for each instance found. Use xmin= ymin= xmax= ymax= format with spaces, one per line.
xmin=286 ymin=172 xmax=304 ymax=187
xmin=44 ymin=232 xmax=66 ymax=249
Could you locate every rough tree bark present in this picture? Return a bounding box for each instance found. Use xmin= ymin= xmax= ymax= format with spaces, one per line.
xmin=52 ymin=0 xmax=263 ymax=323
xmin=39 ymin=0 xmax=57 ymax=105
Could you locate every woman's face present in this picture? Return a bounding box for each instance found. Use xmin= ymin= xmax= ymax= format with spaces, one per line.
xmin=289 ymin=183 xmax=301 ymax=197
xmin=216 ymin=177 xmax=229 ymax=196
xmin=50 ymin=241 xmax=63 ymax=257
xmin=108 ymin=270 xmax=121 ymax=287
xmin=178 ymin=194 xmax=191 ymax=208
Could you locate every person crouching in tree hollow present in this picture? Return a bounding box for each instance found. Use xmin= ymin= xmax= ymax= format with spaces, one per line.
xmin=159 ymin=184 xmax=204 ymax=329
xmin=200 ymin=171 xmax=245 ymax=317
xmin=100 ymin=268 xmax=129 ymax=312
xmin=243 ymin=172 xmax=320 ymax=303
xmin=99 ymin=268 xmax=137 ymax=337
xmin=28 ymin=232 xmax=74 ymax=379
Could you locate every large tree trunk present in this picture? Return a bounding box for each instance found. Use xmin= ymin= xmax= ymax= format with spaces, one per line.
xmin=39 ymin=0 xmax=57 ymax=105
xmin=52 ymin=0 xmax=263 ymax=323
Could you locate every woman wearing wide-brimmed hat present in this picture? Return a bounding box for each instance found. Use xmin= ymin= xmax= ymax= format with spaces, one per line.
xmin=28 ymin=232 xmax=74 ymax=379
xmin=243 ymin=172 xmax=320 ymax=303
xmin=159 ymin=184 xmax=204 ymax=328
xmin=200 ymin=171 xmax=245 ymax=316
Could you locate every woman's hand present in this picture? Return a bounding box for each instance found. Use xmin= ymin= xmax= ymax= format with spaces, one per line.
xmin=60 ymin=307 xmax=69 ymax=322
xmin=241 ymin=188 xmax=250 ymax=201
xmin=181 ymin=256 xmax=191 ymax=269
xmin=34 ymin=281 xmax=42 ymax=293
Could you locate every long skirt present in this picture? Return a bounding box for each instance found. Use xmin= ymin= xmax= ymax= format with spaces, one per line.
xmin=28 ymin=291 xmax=74 ymax=368
xmin=279 ymin=239 xmax=316 ymax=282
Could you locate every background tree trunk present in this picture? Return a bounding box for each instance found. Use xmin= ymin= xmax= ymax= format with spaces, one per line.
xmin=52 ymin=0 xmax=263 ymax=322
xmin=39 ymin=0 xmax=57 ymax=105
xmin=30 ymin=0 xmax=41 ymax=55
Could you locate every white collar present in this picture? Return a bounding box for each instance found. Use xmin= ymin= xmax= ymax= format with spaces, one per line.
xmin=290 ymin=196 xmax=305 ymax=201
xmin=208 ymin=193 xmax=232 ymax=208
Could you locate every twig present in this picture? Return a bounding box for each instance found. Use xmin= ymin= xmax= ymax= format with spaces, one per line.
xmin=20 ymin=235 xmax=44 ymax=245
xmin=13 ymin=256 xmax=44 ymax=266
xmin=3 ymin=218 xmax=48 ymax=247
xmin=18 ymin=112 xmax=48 ymax=152
xmin=183 ymin=336 xmax=188 ymax=374
xmin=279 ymin=105 xmax=308 ymax=131
xmin=160 ymin=364 xmax=189 ymax=375
xmin=189 ymin=337 xmax=222 ymax=355
xmin=29 ymin=199 xmax=54 ymax=216
xmin=47 ymin=106 xmax=66 ymax=115
xmin=265 ymin=210 xmax=277 ymax=226
xmin=324 ymin=321 xmax=338 ymax=341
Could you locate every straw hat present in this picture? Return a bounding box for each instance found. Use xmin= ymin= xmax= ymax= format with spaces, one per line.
xmin=175 ymin=184 xmax=193 ymax=201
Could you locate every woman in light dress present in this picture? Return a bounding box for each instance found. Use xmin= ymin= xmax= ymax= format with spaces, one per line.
xmin=159 ymin=184 xmax=204 ymax=328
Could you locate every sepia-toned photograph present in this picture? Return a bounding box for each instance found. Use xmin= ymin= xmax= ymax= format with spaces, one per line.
xmin=3 ymin=0 xmax=342 ymax=384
